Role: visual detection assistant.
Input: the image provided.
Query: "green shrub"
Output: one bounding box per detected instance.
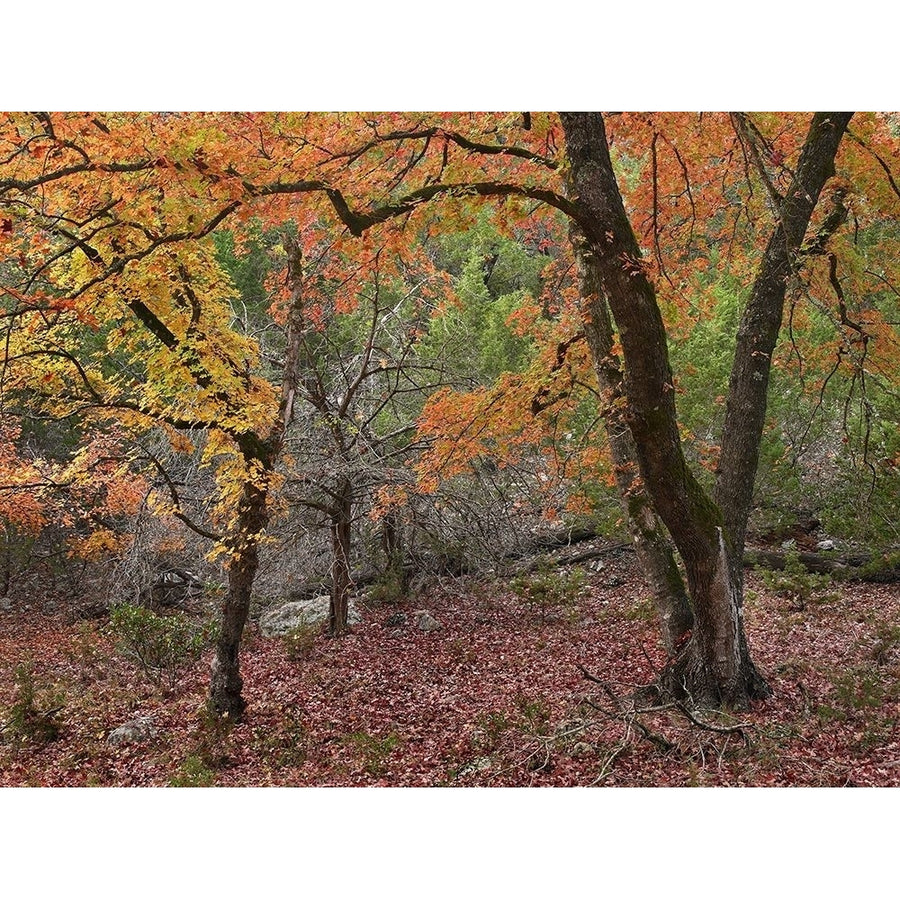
[1,663,63,748]
[515,694,552,735]
[109,603,216,687]
[169,753,216,787]
[473,710,513,751]
[367,562,407,606]
[510,560,587,623]
[758,551,837,610]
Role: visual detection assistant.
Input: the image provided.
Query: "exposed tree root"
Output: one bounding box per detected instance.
[577,663,757,781]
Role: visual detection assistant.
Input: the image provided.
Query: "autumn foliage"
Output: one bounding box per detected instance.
[2,111,900,745]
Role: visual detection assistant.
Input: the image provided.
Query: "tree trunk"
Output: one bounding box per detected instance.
[209,473,269,719]
[329,477,353,637]
[208,237,309,718]
[381,508,408,594]
[560,112,767,708]
[714,113,853,569]
[560,111,851,707]
[570,224,693,653]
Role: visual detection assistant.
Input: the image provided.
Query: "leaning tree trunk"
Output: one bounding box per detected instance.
[329,477,353,637]
[570,224,693,653]
[560,112,766,708]
[210,470,269,719]
[559,111,851,708]
[714,112,854,586]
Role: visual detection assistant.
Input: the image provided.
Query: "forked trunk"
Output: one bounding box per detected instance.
[329,478,353,637]
[560,111,848,708]
[560,111,766,707]
[661,530,768,707]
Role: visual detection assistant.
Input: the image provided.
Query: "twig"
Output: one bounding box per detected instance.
[673,702,753,747]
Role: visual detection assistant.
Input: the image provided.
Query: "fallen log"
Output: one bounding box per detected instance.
[744,547,900,583]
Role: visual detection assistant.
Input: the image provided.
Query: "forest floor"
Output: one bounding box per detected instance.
[2,543,899,787]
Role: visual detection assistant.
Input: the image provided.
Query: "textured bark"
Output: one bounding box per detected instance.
[329,477,353,637]
[570,224,693,652]
[560,112,766,707]
[208,238,307,718]
[715,113,853,559]
[210,477,269,719]
[560,111,851,707]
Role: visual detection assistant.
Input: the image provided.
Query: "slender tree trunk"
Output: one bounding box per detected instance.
[381,508,408,594]
[0,536,11,599]
[208,237,309,718]
[329,477,353,637]
[210,473,269,719]
[714,113,853,570]
[570,224,693,652]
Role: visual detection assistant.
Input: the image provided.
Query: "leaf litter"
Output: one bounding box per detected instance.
[1,549,899,787]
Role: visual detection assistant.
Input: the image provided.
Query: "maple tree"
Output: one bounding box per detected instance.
[2,111,899,719]
[309,112,898,706]
[0,113,291,717]
[558,112,852,705]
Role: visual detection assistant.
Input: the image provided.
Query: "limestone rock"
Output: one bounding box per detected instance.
[259,596,361,637]
[108,716,157,746]
[414,609,442,632]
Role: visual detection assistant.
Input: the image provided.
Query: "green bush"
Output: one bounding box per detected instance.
[1,663,63,748]
[367,562,407,606]
[109,603,216,687]
[510,560,587,623]
[282,622,319,662]
[169,753,216,787]
[758,551,837,610]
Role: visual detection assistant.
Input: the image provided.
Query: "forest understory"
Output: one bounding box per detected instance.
[3,542,898,788]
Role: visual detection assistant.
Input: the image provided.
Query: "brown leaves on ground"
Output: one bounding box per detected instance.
[1,549,899,786]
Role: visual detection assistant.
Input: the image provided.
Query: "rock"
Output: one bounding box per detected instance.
[414,609,441,632]
[108,716,157,746]
[816,539,836,552]
[383,612,407,628]
[0,597,12,612]
[259,596,361,637]
[147,568,204,608]
[458,756,493,776]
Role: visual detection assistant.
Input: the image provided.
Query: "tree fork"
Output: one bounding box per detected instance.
[559,111,769,708]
